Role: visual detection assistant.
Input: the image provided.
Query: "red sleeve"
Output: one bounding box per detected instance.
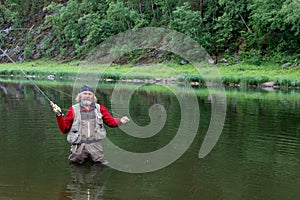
[100,104,121,127]
[56,106,74,134]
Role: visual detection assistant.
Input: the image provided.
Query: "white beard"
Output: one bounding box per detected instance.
[82,99,92,106]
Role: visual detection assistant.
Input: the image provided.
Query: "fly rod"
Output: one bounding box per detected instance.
[0,48,61,113]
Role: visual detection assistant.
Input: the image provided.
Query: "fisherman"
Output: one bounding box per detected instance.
[50,85,130,165]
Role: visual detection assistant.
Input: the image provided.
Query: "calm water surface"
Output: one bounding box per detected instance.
[0,81,299,200]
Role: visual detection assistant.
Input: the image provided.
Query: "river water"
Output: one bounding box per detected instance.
[0,80,299,200]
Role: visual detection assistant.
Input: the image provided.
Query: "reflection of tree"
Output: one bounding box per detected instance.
[0,80,74,110]
[207,97,300,199]
[0,82,25,100]
[60,163,106,200]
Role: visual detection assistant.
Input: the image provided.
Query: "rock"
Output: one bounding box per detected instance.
[32,52,41,60]
[180,60,188,65]
[208,57,216,64]
[282,62,291,67]
[220,58,228,63]
[47,75,55,80]
[191,82,199,86]
[289,64,297,68]
[262,81,275,87]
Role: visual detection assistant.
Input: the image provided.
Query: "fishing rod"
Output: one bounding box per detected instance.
[0,48,52,101]
[0,48,61,113]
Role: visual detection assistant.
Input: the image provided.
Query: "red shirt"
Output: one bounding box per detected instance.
[56,104,121,134]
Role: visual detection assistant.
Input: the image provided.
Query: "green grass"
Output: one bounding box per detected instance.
[2,75,299,102]
[204,62,299,87]
[0,59,299,87]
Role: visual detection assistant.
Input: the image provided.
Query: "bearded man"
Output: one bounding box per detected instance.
[50,85,130,165]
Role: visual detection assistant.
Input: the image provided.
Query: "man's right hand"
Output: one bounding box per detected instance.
[50,101,62,116]
[120,116,130,124]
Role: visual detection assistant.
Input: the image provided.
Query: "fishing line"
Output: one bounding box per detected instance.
[0,49,127,113]
[0,48,52,102]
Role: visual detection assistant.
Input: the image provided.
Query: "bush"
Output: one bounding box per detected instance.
[238,49,263,65]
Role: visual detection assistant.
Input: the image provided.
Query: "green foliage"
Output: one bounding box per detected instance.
[183,74,205,83]
[247,0,300,57]
[222,76,241,85]
[275,77,300,87]
[23,45,32,59]
[0,1,22,27]
[238,49,263,65]
[0,0,299,64]
[169,3,201,39]
[106,1,147,31]
[279,0,300,36]
[41,0,147,58]
[213,0,249,53]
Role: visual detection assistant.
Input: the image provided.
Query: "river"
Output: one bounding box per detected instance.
[0,80,299,200]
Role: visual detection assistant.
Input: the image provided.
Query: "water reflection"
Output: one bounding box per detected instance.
[0,82,24,101]
[59,164,106,200]
[0,80,300,200]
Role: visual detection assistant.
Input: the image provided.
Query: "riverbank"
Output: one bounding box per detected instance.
[1,75,300,104]
[0,59,299,88]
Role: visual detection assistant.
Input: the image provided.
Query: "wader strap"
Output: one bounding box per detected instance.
[80,140,98,144]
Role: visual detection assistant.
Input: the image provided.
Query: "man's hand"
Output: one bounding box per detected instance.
[120,116,130,124]
[50,101,62,116]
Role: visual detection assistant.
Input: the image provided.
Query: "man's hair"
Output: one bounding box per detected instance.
[75,92,98,103]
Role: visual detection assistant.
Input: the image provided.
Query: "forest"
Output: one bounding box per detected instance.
[0,0,299,65]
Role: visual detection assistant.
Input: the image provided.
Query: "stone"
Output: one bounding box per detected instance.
[262,81,275,87]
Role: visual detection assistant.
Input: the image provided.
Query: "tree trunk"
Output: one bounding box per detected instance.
[151,0,156,21]
[199,0,203,35]
[137,0,143,14]
[199,0,203,18]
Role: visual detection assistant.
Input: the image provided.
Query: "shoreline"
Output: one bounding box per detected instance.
[0,59,299,89]
[1,73,300,91]
[2,74,300,103]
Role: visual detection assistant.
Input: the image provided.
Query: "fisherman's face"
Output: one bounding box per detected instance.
[81,91,94,106]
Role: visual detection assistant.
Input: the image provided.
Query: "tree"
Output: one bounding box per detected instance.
[248,0,300,55]
[169,3,202,40]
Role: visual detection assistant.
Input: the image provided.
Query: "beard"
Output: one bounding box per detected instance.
[82,99,93,106]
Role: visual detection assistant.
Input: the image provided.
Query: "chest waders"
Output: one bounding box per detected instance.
[67,103,107,144]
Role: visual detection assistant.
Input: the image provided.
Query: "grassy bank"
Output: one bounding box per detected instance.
[1,75,300,102]
[0,59,299,88]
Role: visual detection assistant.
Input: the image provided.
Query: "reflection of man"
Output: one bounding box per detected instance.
[51,85,130,165]
[59,164,106,200]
